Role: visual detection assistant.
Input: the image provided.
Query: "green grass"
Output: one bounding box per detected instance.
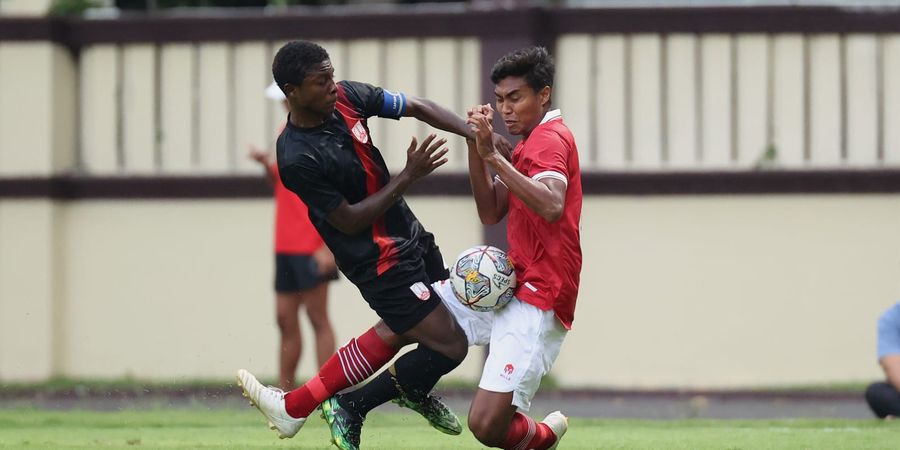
[0,409,898,449]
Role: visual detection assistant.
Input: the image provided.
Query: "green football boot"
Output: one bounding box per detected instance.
[391,392,462,435]
[320,396,363,450]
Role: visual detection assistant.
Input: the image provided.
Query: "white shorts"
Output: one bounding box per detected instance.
[433,280,567,411]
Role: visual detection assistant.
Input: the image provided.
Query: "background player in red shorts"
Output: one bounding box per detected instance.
[457,46,583,450]
[249,81,338,390]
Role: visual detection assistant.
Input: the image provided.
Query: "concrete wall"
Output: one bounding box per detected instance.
[0,197,488,383]
[556,33,900,169]
[2,20,900,388]
[2,194,897,387]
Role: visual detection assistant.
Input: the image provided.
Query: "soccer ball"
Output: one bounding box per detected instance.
[449,245,516,312]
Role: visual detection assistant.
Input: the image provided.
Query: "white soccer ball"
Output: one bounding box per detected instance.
[449,245,516,312]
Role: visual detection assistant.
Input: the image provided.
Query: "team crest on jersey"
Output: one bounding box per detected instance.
[351,121,369,144]
[410,282,431,301]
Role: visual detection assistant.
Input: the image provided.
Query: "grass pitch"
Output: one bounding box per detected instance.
[1,408,898,449]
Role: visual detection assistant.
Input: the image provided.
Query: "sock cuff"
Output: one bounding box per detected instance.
[356,327,397,360]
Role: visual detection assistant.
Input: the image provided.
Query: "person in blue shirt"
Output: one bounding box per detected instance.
[865,302,900,418]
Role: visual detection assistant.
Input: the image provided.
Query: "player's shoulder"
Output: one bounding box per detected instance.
[880,301,900,325]
[529,118,575,150]
[338,80,379,102]
[543,118,575,142]
[277,129,320,166]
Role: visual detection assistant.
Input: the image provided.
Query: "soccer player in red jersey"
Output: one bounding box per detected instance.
[452,46,583,450]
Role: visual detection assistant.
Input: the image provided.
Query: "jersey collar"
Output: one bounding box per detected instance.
[539,109,562,125]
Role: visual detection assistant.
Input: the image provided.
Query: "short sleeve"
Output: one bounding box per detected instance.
[877,302,900,360]
[340,80,406,120]
[279,156,345,216]
[519,129,570,186]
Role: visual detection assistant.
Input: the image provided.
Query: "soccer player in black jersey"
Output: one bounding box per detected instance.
[237,41,501,450]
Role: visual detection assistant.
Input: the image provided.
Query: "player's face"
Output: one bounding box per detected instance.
[494,76,551,137]
[288,60,337,118]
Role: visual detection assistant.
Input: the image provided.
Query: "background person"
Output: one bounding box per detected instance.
[248,81,338,390]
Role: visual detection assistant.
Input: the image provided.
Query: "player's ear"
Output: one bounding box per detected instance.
[539,86,551,108]
[282,83,298,98]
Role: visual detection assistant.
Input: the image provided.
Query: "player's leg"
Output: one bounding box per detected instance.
[237,317,404,440]
[468,298,569,450]
[324,280,469,449]
[334,280,485,438]
[275,292,304,390]
[273,254,307,390]
[303,281,336,367]
[865,382,900,418]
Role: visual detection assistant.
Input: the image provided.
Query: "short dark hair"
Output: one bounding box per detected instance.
[490,46,555,94]
[272,41,330,91]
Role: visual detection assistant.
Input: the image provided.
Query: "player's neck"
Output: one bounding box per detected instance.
[289,109,328,129]
[521,106,553,139]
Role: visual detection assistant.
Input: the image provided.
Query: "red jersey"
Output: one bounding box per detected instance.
[272,162,324,254]
[506,110,582,329]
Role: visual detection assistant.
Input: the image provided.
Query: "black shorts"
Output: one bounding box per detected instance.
[358,263,441,335]
[275,253,339,293]
[356,232,449,334]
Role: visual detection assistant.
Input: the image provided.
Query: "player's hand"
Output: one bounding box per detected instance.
[248,145,270,165]
[312,245,336,276]
[467,107,495,159]
[403,134,449,181]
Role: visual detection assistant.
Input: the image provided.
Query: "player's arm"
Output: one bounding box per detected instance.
[881,355,900,391]
[466,137,508,225]
[405,96,514,159]
[485,151,566,223]
[248,145,277,184]
[326,135,448,235]
[468,108,566,224]
[405,96,473,140]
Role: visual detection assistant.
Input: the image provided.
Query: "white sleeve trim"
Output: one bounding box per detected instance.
[493,174,508,188]
[532,170,568,186]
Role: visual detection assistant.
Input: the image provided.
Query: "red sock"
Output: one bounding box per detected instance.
[502,412,558,450]
[283,327,396,418]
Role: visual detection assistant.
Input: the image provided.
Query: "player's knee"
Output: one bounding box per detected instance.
[306,312,330,332]
[446,336,468,362]
[445,324,469,360]
[467,415,505,447]
[275,309,297,333]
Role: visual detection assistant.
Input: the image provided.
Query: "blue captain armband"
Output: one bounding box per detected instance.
[379,89,407,119]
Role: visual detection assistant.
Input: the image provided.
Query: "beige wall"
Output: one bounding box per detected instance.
[2,195,898,387]
[569,194,900,388]
[556,33,900,169]
[0,0,52,16]
[0,197,486,382]
[0,42,76,176]
[3,34,899,176]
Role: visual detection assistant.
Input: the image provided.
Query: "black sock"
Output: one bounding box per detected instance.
[393,344,462,402]
[337,345,462,417]
[337,369,398,418]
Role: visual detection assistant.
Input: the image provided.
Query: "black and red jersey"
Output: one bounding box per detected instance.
[276,80,433,289]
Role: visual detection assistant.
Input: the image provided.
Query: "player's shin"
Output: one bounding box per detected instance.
[283,327,397,418]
